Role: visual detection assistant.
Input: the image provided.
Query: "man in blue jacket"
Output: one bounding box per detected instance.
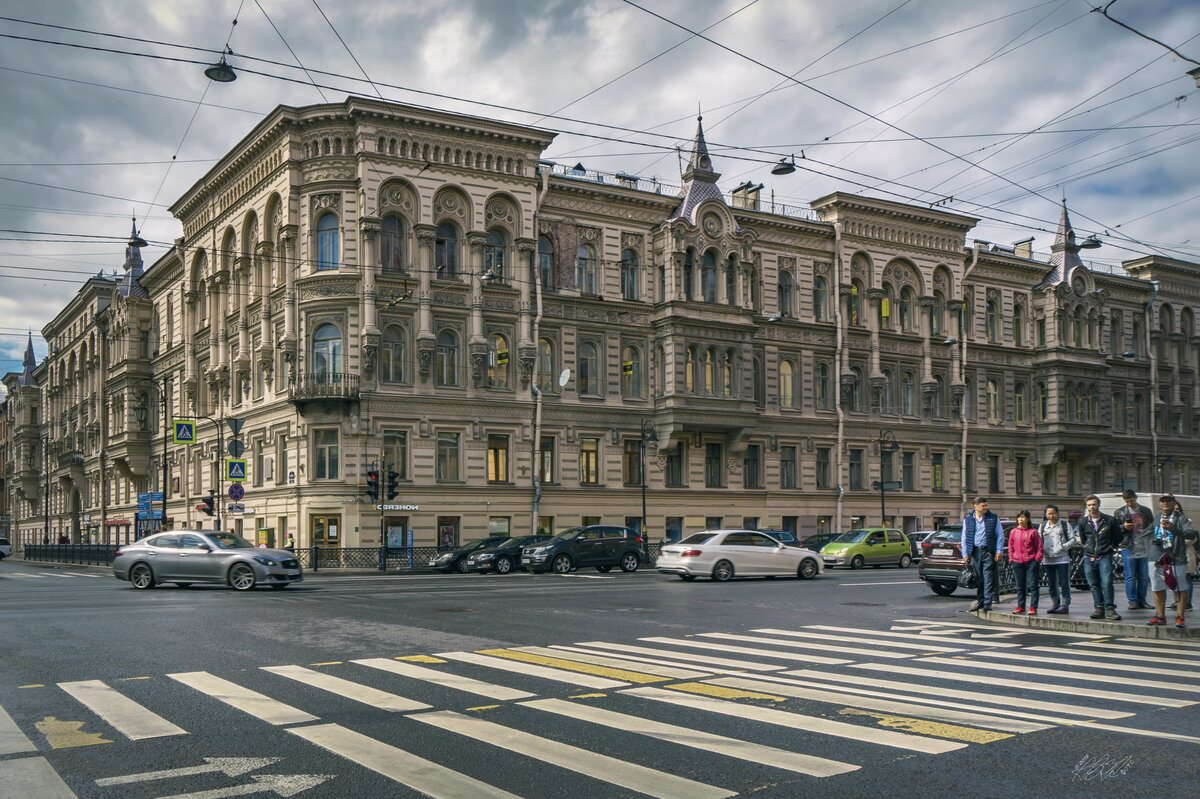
[961,496,1004,612]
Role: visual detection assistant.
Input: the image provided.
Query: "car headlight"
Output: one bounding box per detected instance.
[534,546,550,554]
[433,553,452,562]
[478,553,494,560]
[253,556,276,566]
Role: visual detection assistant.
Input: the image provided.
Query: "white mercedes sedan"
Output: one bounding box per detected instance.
[656,530,824,582]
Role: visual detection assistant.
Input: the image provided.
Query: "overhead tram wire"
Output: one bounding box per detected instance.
[254,0,327,102]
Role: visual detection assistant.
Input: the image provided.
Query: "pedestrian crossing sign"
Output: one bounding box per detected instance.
[173,420,195,444]
[225,458,247,482]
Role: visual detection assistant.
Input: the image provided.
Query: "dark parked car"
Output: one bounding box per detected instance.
[523,525,645,574]
[427,537,512,573]
[756,529,799,545]
[463,535,550,574]
[800,532,841,553]
[112,530,302,591]
[917,522,1018,596]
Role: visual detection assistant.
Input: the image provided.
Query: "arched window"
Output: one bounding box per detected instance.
[1013,301,1026,347]
[621,249,639,301]
[686,346,698,392]
[485,230,506,280]
[780,360,795,407]
[316,214,339,271]
[578,341,599,395]
[312,324,342,383]
[813,276,828,322]
[380,325,405,383]
[1065,383,1077,421]
[435,223,457,278]
[487,333,509,389]
[723,350,735,396]
[1072,307,1083,347]
[701,251,718,303]
[1133,392,1145,429]
[778,271,794,318]
[901,371,915,416]
[537,236,554,289]
[703,347,716,394]
[380,215,404,272]
[622,345,642,397]
[930,292,944,337]
[1037,382,1049,421]
[986,380,1000,423]
[815,363,831,410]
[879,369,893,414]
[726,255,737,305]
[576,244,597,294]
[536,338,554,392]
[435,330,458,386]
[986,298,999,342]
[849,280,863,326]
[878,286,893,330]
[931,376,945,418]
[848,367,864,412]
[899,287,914,332]
[683,250,695,301]
[1014,382,1027,424]
[753,356,764,405]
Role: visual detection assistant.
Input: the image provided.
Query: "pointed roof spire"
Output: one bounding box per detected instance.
[18,332,38,387]
[669,110,724,222]
[1037,199,1084,287]
[119,216,149,299]
[683,112,718,184]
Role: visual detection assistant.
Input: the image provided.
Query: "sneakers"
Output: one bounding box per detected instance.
[1012,607,1026,615]
[1046,604,1063,614]
[1176,617,1187,628]
[1128,603,1148,610]
[1106,609,1122,621]
[1090,608,1105,619]
[1028,608,1038,615]
[969,600,982,612]
[1147,617,1165,626]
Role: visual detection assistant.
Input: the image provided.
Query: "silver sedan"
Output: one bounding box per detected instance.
[113,530,303,591]
[656,530,824,582]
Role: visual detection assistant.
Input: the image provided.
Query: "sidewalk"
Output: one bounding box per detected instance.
[973,602,1200,639]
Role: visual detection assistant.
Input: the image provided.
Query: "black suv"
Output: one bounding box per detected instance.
[427,537,511,573]
[523,526,645,574]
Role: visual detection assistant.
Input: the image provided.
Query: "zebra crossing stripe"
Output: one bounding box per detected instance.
[289,722,520,799]
[637,636,852,665]
[699,632,913,659]
[517,646,708,679]
[850,663,1194,708]
[624,686,965,754]
[1115,636,1200,649]
[436,651,629,690]
[0,705,37,754]
[705,676,1049,733]
[57,680,186,740]
[916,656,1200,695]
[751,628,966,653]
[784,669,1132,719]
[166,672,318,725]
[969,649,1200,679]
[1068,641,1200,657]
[0,757,78,798]
[803,625,1022,648]
[520,697,859,778]
[548,645,722,676]
[411,709,737,799]
[1026,645,1200,669]
[260,665,431,712]
[478,649,668,684]
[351,658,534,700]
[576,641,782,671]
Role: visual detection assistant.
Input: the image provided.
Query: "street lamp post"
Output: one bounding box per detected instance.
[872,430,900,527]
[42,434,49,544]
[133,375,170,532]
[640,419,658,555]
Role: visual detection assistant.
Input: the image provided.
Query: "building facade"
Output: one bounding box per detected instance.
[5,96,1198,550]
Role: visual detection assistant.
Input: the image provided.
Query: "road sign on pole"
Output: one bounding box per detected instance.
[225,459,247,482]
[227,440,245,458]
[173,421,195,444]
[225,417,245,437]
[229,484,245,501]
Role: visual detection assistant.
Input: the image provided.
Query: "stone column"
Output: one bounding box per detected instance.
[280,226,299,375]
[866,288,885,382]
[516,238,535,348]
[414,224,436,378]
[360,218,380,338]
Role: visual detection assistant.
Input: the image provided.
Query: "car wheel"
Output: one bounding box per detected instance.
[679,574,696,581]
[595,565,611,573]
[129,563,155,590]
[712,560,734,582]
[552,554,573,574]
[494,557,513,575]
[619,552,640,573]
[850,555,865,570]
[228,563,257,591]
[797,559,818,580]
[455,559,471,574]
[929,581,956,596]
[898,554,911,569]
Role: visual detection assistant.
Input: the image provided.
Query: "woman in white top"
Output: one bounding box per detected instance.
[1040,504,1078,614]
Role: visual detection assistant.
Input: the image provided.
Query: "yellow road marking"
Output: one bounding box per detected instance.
[466,705,500,712]
[478,649,667,684]
[396,655,446,663]
[569,693,607,700]
[309,661,343,666]
[19,684,44,689]
[118,676,151,681]
[36,717,113,749]
[838,708,1012,744]
[667,682,785,701]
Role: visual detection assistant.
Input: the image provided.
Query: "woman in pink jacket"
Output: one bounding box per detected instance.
[1009,510,1044,615]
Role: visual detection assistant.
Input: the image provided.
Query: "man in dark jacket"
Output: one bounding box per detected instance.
[1079,494,1124,620]
[1113,489,1154,609]
[961,496,1004,613]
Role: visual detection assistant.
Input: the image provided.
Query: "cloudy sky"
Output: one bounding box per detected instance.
[2,0,1198,393]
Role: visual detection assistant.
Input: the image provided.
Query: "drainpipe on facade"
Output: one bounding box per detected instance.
[833,223,845,535]
[95,317,108,541]
[530,165,550,535]
[959,242,981,521]
[1147,280,1160,492]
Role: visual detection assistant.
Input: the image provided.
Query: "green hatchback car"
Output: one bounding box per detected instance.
[820,527,912,569]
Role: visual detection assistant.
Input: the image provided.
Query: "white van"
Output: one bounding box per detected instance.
[1094,492,1200,517]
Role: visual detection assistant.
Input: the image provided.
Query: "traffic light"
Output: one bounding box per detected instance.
[366,469,380,502]
[199,493,215,516]
[386,471,400,500]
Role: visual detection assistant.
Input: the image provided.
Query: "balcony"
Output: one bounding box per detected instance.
[288,372,360,415]
[57,451,84,469]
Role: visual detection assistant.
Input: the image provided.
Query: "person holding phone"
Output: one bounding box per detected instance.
[1113,489,1154,610]
[1147,494,1197,627]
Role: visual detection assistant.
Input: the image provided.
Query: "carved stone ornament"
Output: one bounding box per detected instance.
[311,192,341,212]
[433,190,468,223]
[303,165,355,183]
[485,198,516,229]
[379,183,416,216]
[417,343,433,379]
[578,226,600,243]
[620,232,643,252]
[362,343,377,378]
[300,284,356,300]
[702,212,722,238]
[470,351,487,387]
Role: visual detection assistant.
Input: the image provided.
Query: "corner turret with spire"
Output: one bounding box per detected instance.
[1037,200,1086,288]
[669,113,725,223]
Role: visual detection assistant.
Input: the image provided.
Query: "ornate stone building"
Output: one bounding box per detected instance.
[4,96,1198,550]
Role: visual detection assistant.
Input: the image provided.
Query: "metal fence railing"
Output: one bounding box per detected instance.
[22,544,120,566]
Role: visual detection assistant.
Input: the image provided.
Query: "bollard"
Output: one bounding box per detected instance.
[379,544,387,572]
[310,543,319,573]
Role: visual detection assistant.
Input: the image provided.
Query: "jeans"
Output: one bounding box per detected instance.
[1045,562,1071,608]
[971,549,998,608]
[1085,555,1116,610]
[1012,561,1040,609]
[1121,550,1149,605]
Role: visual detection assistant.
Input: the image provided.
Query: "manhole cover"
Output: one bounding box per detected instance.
[435,608,480,614]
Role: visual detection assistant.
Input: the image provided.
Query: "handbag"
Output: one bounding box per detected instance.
[958,562,978,589]
[1159,553,1178,592]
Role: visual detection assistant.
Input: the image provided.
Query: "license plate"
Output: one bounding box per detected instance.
[427,560,439,567]
[932,548,953,556]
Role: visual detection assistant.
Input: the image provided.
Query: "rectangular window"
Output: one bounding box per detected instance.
[623,440,642,486]
[487,434,509,483]
[254,440,265,487]
[902,451,915,491]
[383,430,408,480]
[313,429,339,480]
[277,435,288,486]
[436,432,459,481]
[743,444,761,488]
[1016,456,1027,494]
[580,437,600,485]
[780,446,797,489]
[539,436,555,483]
[965,453,976,492]
[816,447,831,489]
[880,450,894,484]
[849,448,864,490]
[1036,319,1046,347]
[932,453,945,491]
[988,454,1001,494]
[665,444,685,487]
[705,443,723,488]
